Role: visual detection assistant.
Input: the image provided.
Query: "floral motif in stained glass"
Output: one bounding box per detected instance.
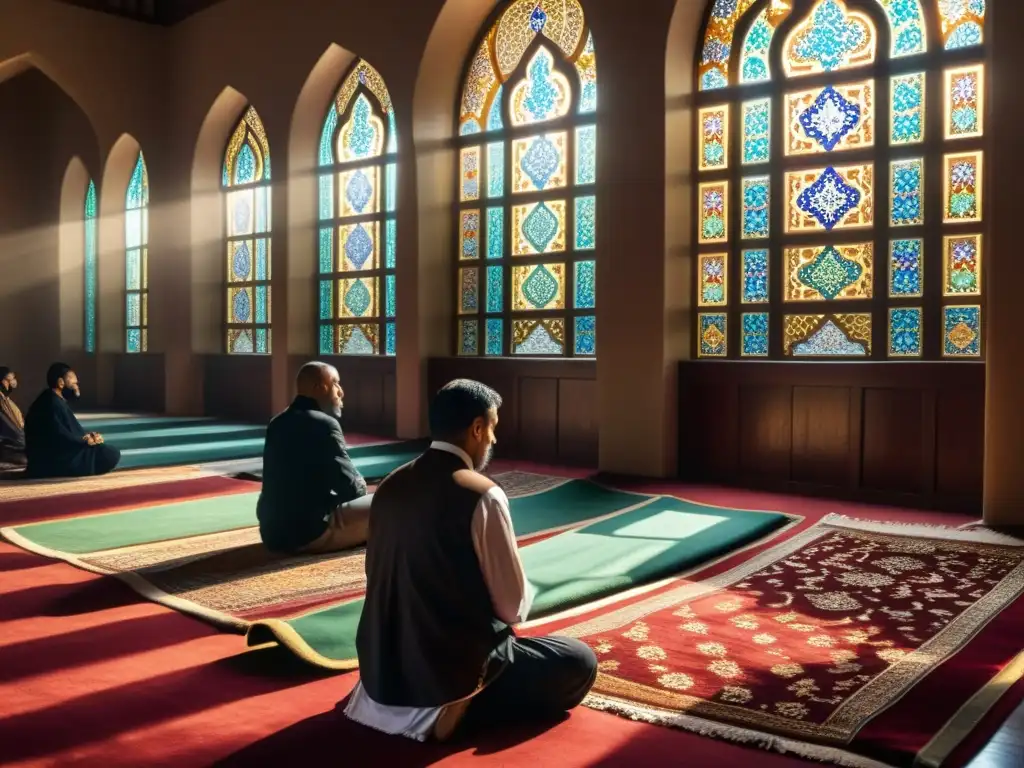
[784,243,873,301]
[945,64,984,140]
[742,99,771,164]
[741,312,769,356]
[943,234,981,296]
[742,249,769,303]
[891,72,925,144]
[890,158,923,227]
[889,239,923,297]
[889,307,922,357]
[943,151,982,223]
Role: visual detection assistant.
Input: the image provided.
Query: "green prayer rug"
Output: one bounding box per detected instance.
[0,473,652,641]
[245,495,792,669]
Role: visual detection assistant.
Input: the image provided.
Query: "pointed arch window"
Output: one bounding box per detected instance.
[125,152,149,353]
[694,0,986,360]
[223,105,272,354]
[317,60,398,355]
[84,179,98,353]
[455,0,598,357]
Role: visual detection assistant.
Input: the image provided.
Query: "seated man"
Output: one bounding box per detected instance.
[0,367,27,467]
[346,379,597,742]
[24,363,120,478]
[256,361,372,554]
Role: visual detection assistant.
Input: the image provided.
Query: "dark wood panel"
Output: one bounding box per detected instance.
[518,378,558,463]
[861,388,926,495]
[428,357,597,466]
[679,361,984,513]
[738,385,791,481]
[936,387,984,498]
[112,353,166,414]
[792,386,851,487]
[203,354,273,423]
[558,378,598,466]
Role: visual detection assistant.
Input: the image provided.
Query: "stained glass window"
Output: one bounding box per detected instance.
[456,0,597,357]
[317,59,398,356]
[223,105,272,354]
[125,152,148,353]
[84,179,97,354]
[694,0,986,360]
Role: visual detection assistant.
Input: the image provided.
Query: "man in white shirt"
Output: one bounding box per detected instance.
[346,378,597,742]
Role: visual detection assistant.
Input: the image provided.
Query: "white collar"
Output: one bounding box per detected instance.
[429,441,473,470]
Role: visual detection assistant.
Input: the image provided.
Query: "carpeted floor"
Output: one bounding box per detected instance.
[0,461,1020,767]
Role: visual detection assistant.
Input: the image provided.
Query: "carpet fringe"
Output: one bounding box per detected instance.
[822,514,1024,546]
[583,694,895,768]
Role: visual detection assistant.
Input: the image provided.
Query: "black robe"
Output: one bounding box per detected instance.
[24,390,120,478]
[0,391,26,467]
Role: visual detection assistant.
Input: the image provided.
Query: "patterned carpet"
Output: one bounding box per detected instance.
[548,516,1024,767]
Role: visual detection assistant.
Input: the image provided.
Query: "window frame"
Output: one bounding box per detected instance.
[221,105,273,355]
[316,62,398,357]
[453,1,598,358]
[692,0,987,361]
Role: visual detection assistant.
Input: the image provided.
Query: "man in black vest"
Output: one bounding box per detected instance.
[257,361,371,554]
[347,378,597,742]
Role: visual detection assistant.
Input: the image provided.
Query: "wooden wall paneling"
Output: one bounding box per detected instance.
[791,386,851,487]
[678,361,984,512]
[518,377,558,463]
[738,384,791,482]
[861,387,927,495]
[112,353,166,414]
[557,378,598,465]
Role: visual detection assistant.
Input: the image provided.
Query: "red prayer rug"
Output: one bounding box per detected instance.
[553,515,1024,768]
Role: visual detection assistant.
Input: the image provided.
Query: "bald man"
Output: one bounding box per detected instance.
[256,362,372,554]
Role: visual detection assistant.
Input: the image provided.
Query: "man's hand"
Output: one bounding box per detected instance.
[84,432,104,445]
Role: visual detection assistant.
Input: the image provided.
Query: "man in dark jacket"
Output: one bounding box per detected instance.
[256,361,371,554]
[24,363,120,478]
[346,379,596,742]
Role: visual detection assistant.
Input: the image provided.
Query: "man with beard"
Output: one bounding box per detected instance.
[346,379,597,742]
[0,367,27,467]
[256,361,371,554]
[24,362,120,478]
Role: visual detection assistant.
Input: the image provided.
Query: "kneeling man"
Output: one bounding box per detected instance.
[257,362,371,554]
[24,363,120,478]
[346,379,597,742]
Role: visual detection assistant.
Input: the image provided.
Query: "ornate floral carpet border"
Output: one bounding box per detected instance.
[0,464,212,502]
[555,515,1024,768]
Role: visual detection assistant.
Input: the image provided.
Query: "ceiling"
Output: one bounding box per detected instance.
[54,0,228,25]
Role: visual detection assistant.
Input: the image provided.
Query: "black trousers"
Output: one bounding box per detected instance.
[465,635,598,727]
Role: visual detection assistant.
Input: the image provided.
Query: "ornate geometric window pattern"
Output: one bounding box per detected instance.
[455,0,598,357]
[222,105,272,355]
[317,60,397,356]
[125,152,149,353]
[695,0,986,360]
[84,179,98,354]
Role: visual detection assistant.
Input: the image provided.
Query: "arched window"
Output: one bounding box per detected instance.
[222,105,272,354]
[694,0,986,360]
[125,152,149,353]
[455,0,598,357]
[84,179,98,353]
[317,60,398,356]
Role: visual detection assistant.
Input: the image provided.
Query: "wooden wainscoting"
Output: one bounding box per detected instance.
[288,355,396,435]
[428,358,598,466]
[112,353,166,413]
[202,354,274,423]
[678,362,985,513]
